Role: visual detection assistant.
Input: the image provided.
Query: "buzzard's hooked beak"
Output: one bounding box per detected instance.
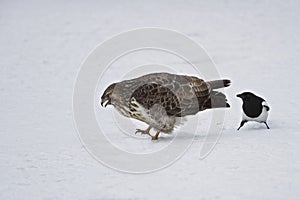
[101,83,116,108]
[101,97,111,107]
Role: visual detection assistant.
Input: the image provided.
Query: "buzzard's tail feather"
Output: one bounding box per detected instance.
[205,91,230,109]
[208,79,231,89]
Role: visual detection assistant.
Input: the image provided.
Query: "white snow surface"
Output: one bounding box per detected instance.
[1,0,300,199]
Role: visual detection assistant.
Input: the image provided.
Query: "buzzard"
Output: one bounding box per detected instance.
[101,72,231,140]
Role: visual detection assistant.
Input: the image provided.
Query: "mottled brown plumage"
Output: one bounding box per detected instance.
[101,72,230,140]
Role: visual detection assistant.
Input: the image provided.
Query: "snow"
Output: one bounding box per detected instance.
[1,0,300,199]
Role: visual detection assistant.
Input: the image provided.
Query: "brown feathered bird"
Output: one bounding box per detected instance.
[101,72,230,140]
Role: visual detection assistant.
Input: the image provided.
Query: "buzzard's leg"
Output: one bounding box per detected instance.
[237,120,247,131]
[135,126,152,136]
[151,131,160,140]
[263,122,270,129]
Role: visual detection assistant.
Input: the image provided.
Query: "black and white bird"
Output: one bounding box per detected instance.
[236,92,270,130]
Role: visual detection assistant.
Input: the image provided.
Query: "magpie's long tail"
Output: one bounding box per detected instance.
[207,79,231,89]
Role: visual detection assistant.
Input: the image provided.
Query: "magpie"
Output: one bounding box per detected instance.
[236,92,270,130]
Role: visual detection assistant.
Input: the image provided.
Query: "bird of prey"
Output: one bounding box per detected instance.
[101,72,231,140]
[236,92,270,130]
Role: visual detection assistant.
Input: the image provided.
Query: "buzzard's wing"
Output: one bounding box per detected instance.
[182,76,212,113]
[130,83,182,116]
[130,75,211,117]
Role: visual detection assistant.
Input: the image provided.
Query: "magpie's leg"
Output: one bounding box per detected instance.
[264,122,270,129]
[237,120,247,131]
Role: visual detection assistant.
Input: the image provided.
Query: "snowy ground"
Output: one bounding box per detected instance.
[1,0,300,199]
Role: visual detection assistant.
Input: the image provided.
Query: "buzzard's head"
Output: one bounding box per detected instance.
[101,83,116,107]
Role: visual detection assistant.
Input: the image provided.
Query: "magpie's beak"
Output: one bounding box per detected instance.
[236,94,242,98]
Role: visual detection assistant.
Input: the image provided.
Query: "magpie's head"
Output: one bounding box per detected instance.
[236,92,256,102]
[101,83,116,107]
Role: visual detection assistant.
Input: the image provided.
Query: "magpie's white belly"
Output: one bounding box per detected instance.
[242,107,269,122]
